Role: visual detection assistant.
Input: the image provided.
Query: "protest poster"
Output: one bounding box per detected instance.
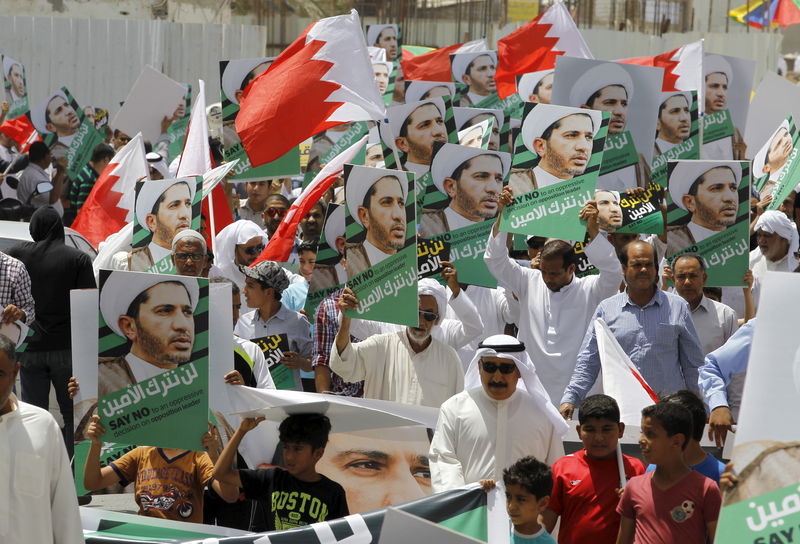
[752,117,800,209]
[404,80,456,105]
[128,176,202,274]
[716,272,800,544]
[551,57,662,192]
[366,23,401,63]
[419,142,511,287]
[458,117,493,149]
[80,485,489,544]
[383,95,458,173]
[305,203,347,318]
[219,58,300,181]
[343,164,418,326]
[111,66,187,143]
[28,87,106,179]
[249,333,296,390]
[596,186,664,235]
[500,103,607,241]
[450,50,499,108]
[650,90,700,188]
[417,237,451,278]
[665,160,750,286]
[1,55,28,119]
[86,270,209,451]
[744,72,800,158]
[516,69,554,105]
[454,106,504,152]
[701,53,755,161]
[0,319,28,350]
[166,83,192,162]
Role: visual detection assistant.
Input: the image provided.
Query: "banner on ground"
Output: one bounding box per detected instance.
[716,272,800,543]
[343,164,418,326]
[219,58,300,181]
[501,103,608,240]
[665,160,750,286]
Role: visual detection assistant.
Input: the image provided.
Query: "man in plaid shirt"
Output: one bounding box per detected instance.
[0,251,35,325]
[313,288,363,396]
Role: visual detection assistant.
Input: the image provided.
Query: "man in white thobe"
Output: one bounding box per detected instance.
[429,335,568,492]
[750,210,799,279]
[332,285,463,407]
[485,186,624,403]
[0,335,83,544]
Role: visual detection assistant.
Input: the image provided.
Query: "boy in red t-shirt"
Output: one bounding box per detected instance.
[616,402,721,544]
[543,394,645,544]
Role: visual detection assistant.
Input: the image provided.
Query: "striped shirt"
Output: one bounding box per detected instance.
[561,288,704,406]
[0,252,35,324]
[68,164,99,210]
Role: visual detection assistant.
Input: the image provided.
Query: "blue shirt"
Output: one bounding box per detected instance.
[281,281,313,379]
[562,289,705,405]
[512,528,557,543]
[646,452,726,484]
[698,318,755,413]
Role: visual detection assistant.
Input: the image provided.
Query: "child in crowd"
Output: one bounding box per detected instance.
[212,413,349,531]
[617,402,721,544]
[82,415,238,523]
[482,456,557,543]
[645,390,726,484]
[543,394,646,543]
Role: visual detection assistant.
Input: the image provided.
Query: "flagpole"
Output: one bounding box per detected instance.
[208,188,217,255]
[617,443,627,489]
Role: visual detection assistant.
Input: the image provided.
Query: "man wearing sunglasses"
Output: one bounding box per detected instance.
[429,335,568,492]
[331,282,463,408]
[171,230,207,277]
[485,185,623,405]
[262,194,290,238]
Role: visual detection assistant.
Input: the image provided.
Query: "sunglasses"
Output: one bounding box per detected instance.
[265,207,287,218]
[174,252,205,262]
[418,310,439,322]
[242,244,265,256]
[481,361,516,374]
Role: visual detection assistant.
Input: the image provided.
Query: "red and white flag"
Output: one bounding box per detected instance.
[70,133,149,248]
[253,135,368,265]
[236,10,385,168]
[619,39,703,93]
[0,116,40,152]
[401,39,487,83]
[595,317,659,424]
[177,80,212,177]
[495,1,592,98]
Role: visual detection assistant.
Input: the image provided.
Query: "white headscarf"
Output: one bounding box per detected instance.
[754,210,799,270]
[418,278,447,318]
[464,334,569,436]
[213,220,267,286]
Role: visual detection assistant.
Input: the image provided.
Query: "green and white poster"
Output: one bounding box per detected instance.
[94,270,209,451]
[130,176,202,274]
[701,53,755,160]
[500,103,607,240]
[250,333,296,390]
[343,164,418,326]
[665,160,750,286]
[650,90,700,188]
[752,116,800,209]
[596,186,664,235]
[716,272,800,544]
[28,87,105,179]
[219,58,300,181]
[2,55,28,119]
[419,142,511,287]
[166,83,191,162]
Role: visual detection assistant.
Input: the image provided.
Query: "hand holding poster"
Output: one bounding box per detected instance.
[343,164,418,325]
[420,142,511,286]
[29,87,105,179]
[665,160,750,286]
[501,103,607,240]
[90,270,209,451]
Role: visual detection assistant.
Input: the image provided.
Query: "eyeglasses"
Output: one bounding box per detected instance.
[242,244,265,256]
[480,361,517,374]
[418,310,439,322]
[265,207,287,218]
[174,252,205,262]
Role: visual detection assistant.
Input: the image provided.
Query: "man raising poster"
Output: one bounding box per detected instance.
[655,92,692,155]
[419,143,510,238]
[386,99,448,175]
[510,105,601,196]
[667,161,741,255]
[344,167,409,276]
[451,51,498,107]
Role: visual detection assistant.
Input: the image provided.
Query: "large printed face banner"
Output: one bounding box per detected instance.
[343,164,418,326]
[665,160,750,286]
[2,55,28,119]
[219,58,300,180]
[552,57,662,192]
[700,53,755,160]
[752,117,800,212]
[366,24,401,62]
[451,50,498,108]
